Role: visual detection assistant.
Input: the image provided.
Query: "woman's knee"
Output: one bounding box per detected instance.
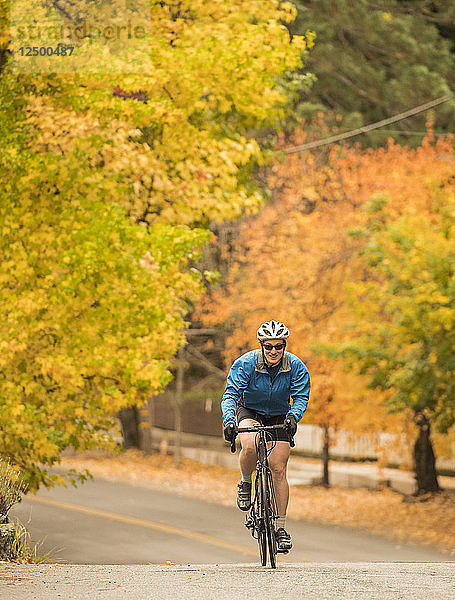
[270,463,287,479]
[238,422,259,456]
[269,444,290,478]
[240,438,257,456]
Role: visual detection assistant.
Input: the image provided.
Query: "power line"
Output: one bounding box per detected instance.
[367,129,453,136]
[284,95,453,154]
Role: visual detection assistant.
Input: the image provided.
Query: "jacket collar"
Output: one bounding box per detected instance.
[255,349,290,374]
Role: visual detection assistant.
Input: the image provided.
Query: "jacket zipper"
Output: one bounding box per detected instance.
[268,366,285,413]
[268,373,272,410]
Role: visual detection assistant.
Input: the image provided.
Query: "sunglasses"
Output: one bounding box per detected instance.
[262,342,285,351]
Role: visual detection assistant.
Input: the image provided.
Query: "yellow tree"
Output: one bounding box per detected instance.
[0,0,313,489]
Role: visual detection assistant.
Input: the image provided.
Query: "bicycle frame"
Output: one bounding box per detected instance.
[232,424,287,568]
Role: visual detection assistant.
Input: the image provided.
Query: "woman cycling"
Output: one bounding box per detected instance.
[221,320,310,552]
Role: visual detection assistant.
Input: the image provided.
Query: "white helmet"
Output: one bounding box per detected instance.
[257,320,290,341]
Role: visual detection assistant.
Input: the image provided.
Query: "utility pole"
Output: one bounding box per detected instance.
[172,328,220,468]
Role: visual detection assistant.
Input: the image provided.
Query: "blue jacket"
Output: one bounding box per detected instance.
[221,349,310,426]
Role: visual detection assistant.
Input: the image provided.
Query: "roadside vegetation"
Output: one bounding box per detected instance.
[0,521,52,564]
[0,461,45,563]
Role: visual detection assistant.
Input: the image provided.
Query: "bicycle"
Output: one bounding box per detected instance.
[230,423,294,569]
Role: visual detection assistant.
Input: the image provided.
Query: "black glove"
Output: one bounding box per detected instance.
[224,422,237,442]
[284,414,297,437]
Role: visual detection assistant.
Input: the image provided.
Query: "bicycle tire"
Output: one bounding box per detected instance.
[255,470,267,566]
[261,471,276,568]
[258,523,267,566]
[265,469,277,566]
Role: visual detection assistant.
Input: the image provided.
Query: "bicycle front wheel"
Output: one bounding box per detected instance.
[267,470,278,566]
[262,469,277,569]
[258,524,267,566]
[255,471,267,566]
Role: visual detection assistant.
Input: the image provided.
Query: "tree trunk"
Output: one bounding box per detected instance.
[173,347,185,469]
[118,406,140,449]
[0,50,8,77]
[322,425,330,488]
[413,411,440,494]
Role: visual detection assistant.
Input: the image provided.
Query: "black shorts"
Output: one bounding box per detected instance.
[236,405,291,443]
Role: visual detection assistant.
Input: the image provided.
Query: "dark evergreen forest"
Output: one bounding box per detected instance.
[289,1,454,146]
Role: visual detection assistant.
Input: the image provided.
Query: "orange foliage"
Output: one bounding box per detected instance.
[198,131,454,447]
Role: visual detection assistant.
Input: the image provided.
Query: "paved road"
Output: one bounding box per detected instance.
[1,563,454,600]
[9,477,449,564]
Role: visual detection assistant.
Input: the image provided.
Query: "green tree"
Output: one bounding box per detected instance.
[0,0,312,489]
[289,0,454,146]
[331,182,455,492]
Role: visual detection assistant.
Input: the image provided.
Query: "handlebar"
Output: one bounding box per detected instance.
[237,424,286,433]
[230,423,295,453]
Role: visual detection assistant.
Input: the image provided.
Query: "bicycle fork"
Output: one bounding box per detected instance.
[245,462,273,538]
[245,467,262,538]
